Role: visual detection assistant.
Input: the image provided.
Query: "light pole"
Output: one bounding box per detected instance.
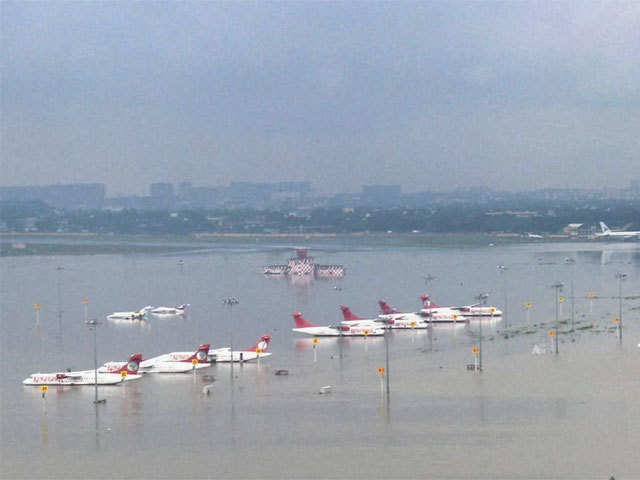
[474,293,488,371]
[223,297,239,370]
[497,265,508,329]
[85,319,104,404]
[615,273,627,344]
[551,282,564,355]
[384,327,390,401]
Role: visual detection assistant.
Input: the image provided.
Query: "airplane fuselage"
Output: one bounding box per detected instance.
[23,371,126,385]
[292,325,384,336]
[208,348,272,362]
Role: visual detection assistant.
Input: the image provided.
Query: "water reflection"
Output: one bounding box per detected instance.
[41,397,48,447]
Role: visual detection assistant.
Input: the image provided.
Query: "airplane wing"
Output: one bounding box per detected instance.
[61,370,92,378]
[140,355,169,368]
[209,347,231,354]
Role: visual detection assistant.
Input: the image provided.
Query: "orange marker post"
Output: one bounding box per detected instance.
[83,298,89,323]
[312,337,318,362]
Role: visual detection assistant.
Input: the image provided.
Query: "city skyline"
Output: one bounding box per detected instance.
[2,2,639,195]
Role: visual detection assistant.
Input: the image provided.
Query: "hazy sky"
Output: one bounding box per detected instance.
[2,1,639,195]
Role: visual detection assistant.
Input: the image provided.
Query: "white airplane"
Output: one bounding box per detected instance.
[147,304,190,315]
[107,306,151,321]
[97,354,145,381]
[23,354,143,385]
[139,343,211,373]
[378,300,466,324]
[420,295,502,317]
[292,312,385,337]
[340,305,428,329]
[208,334,272,362]
[596,222,640,240]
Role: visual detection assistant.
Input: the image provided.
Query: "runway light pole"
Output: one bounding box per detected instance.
[497,265,508,329]
[223,297,239,372]
[85,319,105,404]
[474,293,488,371]
[615,273,627,344]
[551,282,564,355]
[384,327,390,401]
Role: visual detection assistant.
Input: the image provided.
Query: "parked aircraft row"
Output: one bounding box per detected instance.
[291,295,502,337]
[107,304,189,321]
[23,335,271,386]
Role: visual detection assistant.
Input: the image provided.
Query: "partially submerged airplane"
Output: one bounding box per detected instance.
[378,300,466,324]
[208,334,272,362]
[24,354,143,385]
[596,222,640,241]
[139,344,211,373]
[340,305,428,329]
[292,312,384,336]
[107,306,151,321]
[147,304,190,315]
[97,354,145,380]
[420,295,502,317]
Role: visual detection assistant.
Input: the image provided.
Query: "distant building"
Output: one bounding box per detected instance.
[361,185,402,206]
[150,183,174,198]
[150,183,175,209]
[0,184,105,210]
[563,223,595,238]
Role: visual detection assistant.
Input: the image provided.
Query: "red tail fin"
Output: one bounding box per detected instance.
[420,294,442,308]
[292,312,316,328]
[246,334,272,352]
[187,344,210,363]
[119,354,142,374]
[340,305,362,321]
[378,300,397,314]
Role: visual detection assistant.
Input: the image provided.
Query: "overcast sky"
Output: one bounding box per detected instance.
[2,1,639,195]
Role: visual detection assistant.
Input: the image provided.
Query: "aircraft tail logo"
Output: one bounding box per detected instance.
[247,334,272,352]
[190,344,210,362]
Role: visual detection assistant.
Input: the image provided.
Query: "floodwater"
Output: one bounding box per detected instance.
[1,239,639,479]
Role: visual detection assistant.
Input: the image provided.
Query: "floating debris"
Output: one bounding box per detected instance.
[202,384,214,395]
[532,344,547,355]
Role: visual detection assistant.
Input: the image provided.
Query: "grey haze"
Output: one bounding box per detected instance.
[2,1,639,195]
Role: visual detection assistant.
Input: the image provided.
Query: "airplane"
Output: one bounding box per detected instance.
[139,344,211,373]
[378,299,467,324]
[24,353,143,385]
[147,304,190,316]
[208,334,272,362]
[107,306,151,321]
[420,295,502,317]
[595,222,640,240]
[97,354,145,381]
[292,312,384,336]
[340,305,428,329]
[23,371,125,386]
